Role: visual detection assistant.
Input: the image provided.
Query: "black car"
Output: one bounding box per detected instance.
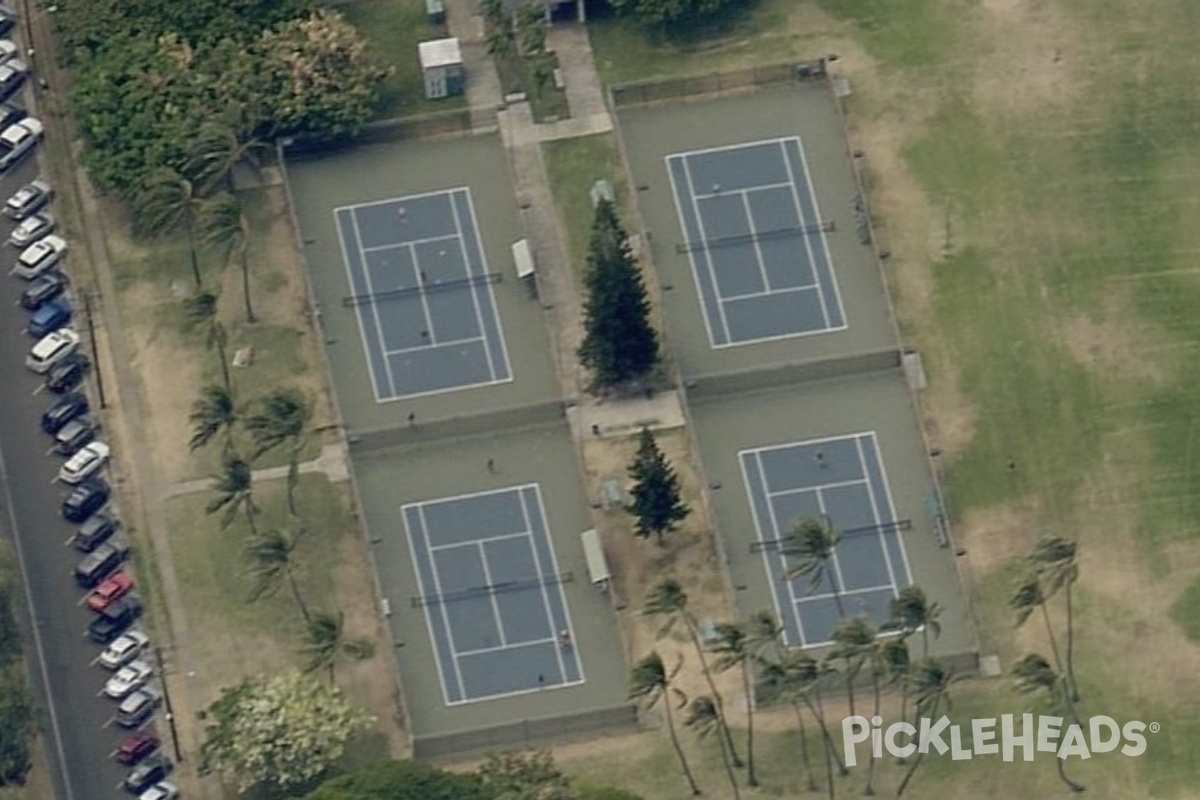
[53,416,98,456]
[123,755,171,794]
[45,352,89,394]
[0,11,14,38]
[74,511,117,552]
[62,478,109,523]
[0,101,25,129]
[41,392,89,435]
[87,597,142,644]
[19,270,65,310]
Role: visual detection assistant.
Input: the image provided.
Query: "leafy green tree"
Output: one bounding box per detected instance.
[710,621,758,787]
[198,192,256,323]
[302,611,374,683]
[626,428,689,545]
[304,759,493,800]
[1012,654,1085,794]
[245,526,309,620]
[577,199,659,390]
[0,672,33,786]
[782,516,844,617]
[477,750,575,800]
[207,453,258,534]
[685,696,741,800]
[480,0,508,28]
[244,388,312,515]
[516,2,547,56]
[134,167,204,286]
[487,28,515,60]
[642,579,741,766]
[1029,537,1081,702]
[186,122,267,195]
[189,384,238,453]
[607,0,748,26]
[202,670,372,792]
[628,653,699,796]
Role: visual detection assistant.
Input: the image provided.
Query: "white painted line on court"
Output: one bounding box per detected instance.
[334,209,389,404]
[668,135,795,160]
[708,319,850,349]
[863,431,915,585]
[334,186,469,215]
[739,191,774,294]
[456,636,560,658]
[476,541,510,648]
[400,506,458,706]
[411,482,540,510]
[449,189,498,381]
[813,486,852,607]
[778,138,832,330]
[349,210,400,399]
[427,530,529,553]
[517,488,571,684]
[526,483,585,682]
[370,369,511,404]
[768,476,870,499]
[744,450,808,648]
[854,435,901,596]
[384,335,485,357]
[690,180,796,201]
[682,155,734,343]
[463,189,515,382]
[794,582,897,603]
[418,504,470,702]
[666,154,724,348]
[407,243,440,345]
[792,137,847,328]
[743,432,872,458]
[360,233,461,254]
[443,672,587,707]
[720,283,820,303]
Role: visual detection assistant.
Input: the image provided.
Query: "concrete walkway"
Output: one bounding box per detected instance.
[164,445,350,499]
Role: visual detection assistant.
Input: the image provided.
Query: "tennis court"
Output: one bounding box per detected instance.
[666,137,846,348]
[740,432,912,647]
[403,484,585,706]
[335,187,512,402]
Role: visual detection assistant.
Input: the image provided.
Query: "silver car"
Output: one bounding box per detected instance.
[7,212,53,248]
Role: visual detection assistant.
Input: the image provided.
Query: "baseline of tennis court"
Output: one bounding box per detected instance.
[335,187,512,402]
[666,137,846,348]
[403,484,585,706]
[740,432,912,647]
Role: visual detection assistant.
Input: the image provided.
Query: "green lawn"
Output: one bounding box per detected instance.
[339,0,465,119]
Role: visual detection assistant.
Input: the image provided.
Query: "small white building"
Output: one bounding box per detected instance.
[418,38,465,100]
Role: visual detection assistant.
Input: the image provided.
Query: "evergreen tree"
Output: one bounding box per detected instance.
[577,200,659,390]
[627,428,690,545]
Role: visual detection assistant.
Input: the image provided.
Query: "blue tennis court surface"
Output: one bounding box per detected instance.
[666,137,846,348]
[403,485,585,706]
[740,433,912,647]
[335,188,512,402]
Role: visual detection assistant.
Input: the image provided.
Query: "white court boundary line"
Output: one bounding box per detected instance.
[361,233,461,254]
[349,210,399,398]
[401,505,464,705]
[855,434,901,594]
[739,190,773,294]
[778,138,832,329]
[743,450,806,647]
[385,335,485,357]
[789,136,847,327]
[461,188,514,381]
[666,154,725,348]
[334,208,390,404]
[450,189,501,381]
[682,156,734,343]
[722,283,820,303]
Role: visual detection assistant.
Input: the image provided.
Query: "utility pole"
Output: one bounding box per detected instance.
[154,646,184,763]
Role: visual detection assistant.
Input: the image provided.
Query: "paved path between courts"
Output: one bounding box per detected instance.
[164,444,350,499]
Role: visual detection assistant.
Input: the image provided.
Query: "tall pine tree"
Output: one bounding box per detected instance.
[627,427,690,545]
[578,199,660,391]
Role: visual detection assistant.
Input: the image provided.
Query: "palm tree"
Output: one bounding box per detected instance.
[642,579,742,766]
[757,659,819,793]
[244,389,311,515]
[244,526,309,621]
[628,653,700,796]
[134,167,204,287]
[198,191,255,323]
[711,621,759,786]
[879,638,912,763]
[1011,578,1066,687]
[186,122,266,195]
[184,290,232,392]
[886,586,942,660]
[206,453,257,534]
[189,384,238,453]
[301,611,374,682]
[1029,537,1080,702]
[829,617,875,719]
[686,696,742,800]
[1012,654,1085,793]
[782,516,845,617]
[894,660,953,799]
[862,634,890,796]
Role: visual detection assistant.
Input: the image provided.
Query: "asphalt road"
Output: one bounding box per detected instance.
[0,144,148,798]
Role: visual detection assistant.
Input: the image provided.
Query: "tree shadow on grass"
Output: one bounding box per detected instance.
[588,0,764,51]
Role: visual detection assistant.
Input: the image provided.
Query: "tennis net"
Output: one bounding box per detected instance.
[410,571,574,607]
[750,519,911,553]
[343,271,501,307]
[675,220,834,254]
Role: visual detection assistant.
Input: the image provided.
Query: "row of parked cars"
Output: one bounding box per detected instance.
[5,46,179,796]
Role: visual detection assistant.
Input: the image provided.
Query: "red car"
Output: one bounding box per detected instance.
[113,730,159,766]
[85,571,133,613]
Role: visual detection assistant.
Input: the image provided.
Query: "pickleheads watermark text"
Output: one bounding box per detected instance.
[841,715,1154,766]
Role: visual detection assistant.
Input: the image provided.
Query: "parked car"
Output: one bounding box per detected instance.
[7,211,53,247]
[0,58,26,103]
[123,755,171,794]
[19,270,64,309]
[74,538,127,587]
[86,571,134,612]
[58,440,109,484]
[104,658,153,698]
[87,597,143,643]
[45,352,89,394]
[0,12,15,39]
[0,39,16,65]
[74,511,117,552]
[26,328,79,373]
[62,478,109,523]
[53,415,98,456]
[5,178,51,220]
[139,782,179,800]
[41,391,89,435]
[13,233,66,278]
[0,101,25,129]
[114,730,160,766]
[100,630,150,670]
[115,686,162,728]
[27,299,71,338]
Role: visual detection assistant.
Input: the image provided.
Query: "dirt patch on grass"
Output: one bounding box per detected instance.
[1058,296,1167,386]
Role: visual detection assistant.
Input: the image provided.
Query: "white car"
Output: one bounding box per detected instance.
[5,179,51,220]
[7,212,54,248]
[139,782,179,800]
[26,328,80,373]
[58,442,110,484]
[13,233,66,279]
[104,659,154,699]
[98,630,150,670]
[0,115,40,170]
[0,39,18,64]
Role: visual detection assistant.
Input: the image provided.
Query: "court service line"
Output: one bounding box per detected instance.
[417,505,469,701]
[456,636,560,658]
[721,283,819,304]
[750,450,809,647]
[447,194,497,380]
[427,529,530,553]
[666,156,723,347]
[854,435,901,595]
[778,139,832,329]
[682,156,734,343]
[476,542,510,648]
[745,433,872,457]
[462,189,514,382]
[862,432,916,585]
[791,137,848,327]
[709,323,847,350]
[768,476,870,499]
[739,191,774,294]
[334,185,469,215]
[400,506,457,705]
[813,488,852,606]
[517,489,570,683]
[673,136,796,160]
[384,335,485,357]
[418,482,540,508]
[334,210,388,403]
[690,180,795,201]
[795,582,897,603]
[349,210,399,398]
[406,243,440,346]
[360,233,460,254]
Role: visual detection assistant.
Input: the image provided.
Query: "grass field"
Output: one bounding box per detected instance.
[564,0,1200,797]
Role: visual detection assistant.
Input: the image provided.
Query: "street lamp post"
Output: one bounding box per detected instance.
[154,646,185,763]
